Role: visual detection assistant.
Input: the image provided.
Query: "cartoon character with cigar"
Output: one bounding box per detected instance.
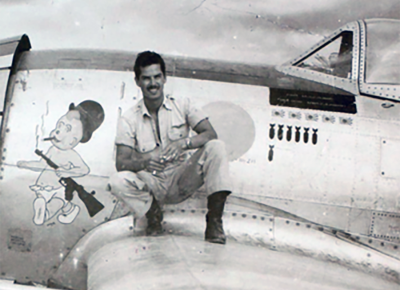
[17,100,104,225]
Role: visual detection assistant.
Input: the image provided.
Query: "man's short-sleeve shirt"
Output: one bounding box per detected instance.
[115,95,207,154]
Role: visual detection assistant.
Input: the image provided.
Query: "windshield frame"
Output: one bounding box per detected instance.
[277,21,360,96]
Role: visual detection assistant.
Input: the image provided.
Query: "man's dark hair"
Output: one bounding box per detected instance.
[134,51,166,79]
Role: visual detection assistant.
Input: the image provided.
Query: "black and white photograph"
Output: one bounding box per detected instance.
[0,1,399,289]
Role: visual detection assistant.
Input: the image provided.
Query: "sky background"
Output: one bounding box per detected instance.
[0,0,399,65]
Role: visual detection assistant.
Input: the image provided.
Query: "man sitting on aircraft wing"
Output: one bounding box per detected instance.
[109,51,232,244]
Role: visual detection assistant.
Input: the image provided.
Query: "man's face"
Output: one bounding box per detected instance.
[135,64,166,101]
[50,110,83,150]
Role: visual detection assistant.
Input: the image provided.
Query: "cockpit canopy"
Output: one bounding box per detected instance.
[294,31,353,79]
[279,19,400,100]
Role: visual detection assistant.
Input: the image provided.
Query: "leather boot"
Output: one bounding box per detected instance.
[145,196,163,236]
[205,191,230,244]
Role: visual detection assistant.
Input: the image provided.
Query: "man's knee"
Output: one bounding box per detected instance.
[204,139,227,157]
[108,171,146,194]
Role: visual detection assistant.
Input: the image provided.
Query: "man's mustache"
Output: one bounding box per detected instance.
[147,85,160,90]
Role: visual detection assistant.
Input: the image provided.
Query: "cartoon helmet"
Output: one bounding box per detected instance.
[68,100,105,143]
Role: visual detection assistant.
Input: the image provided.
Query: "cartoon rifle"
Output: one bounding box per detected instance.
[34,149,104,217]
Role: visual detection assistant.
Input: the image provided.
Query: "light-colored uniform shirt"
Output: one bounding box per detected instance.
[116,95,207,168]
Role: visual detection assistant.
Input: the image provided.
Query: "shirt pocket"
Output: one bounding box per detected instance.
[168,123,189,141]
[137,140,157,153]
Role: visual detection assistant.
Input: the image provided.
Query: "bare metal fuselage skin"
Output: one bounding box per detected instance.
[0,19,400,288]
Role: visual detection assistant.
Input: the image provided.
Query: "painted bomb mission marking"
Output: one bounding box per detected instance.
[268,106,353,161]
[269,123,319,145]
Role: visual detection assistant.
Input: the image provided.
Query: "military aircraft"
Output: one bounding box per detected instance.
[0,18,400,290]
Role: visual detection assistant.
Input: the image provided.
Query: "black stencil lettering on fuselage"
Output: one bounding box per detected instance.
[286,126,292,141]
[278,125,284,140]
[269,124,275,139]
[312,129,318,145]
[268,145,274,162]
[270,88,356,114]
[295,127,301,142]
[304,128,309,143]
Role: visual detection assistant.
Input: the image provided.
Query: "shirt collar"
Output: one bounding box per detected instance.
[138,95,173,117]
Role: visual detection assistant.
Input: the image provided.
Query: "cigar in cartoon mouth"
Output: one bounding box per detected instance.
[43,136,56,141]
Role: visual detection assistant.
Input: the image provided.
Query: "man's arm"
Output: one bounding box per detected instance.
[162,118,217,160]
[116,144,165,173]
[189,118,217,148]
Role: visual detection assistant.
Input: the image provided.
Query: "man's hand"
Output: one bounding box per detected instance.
[146,156,167,175]
[161,139,186,162]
